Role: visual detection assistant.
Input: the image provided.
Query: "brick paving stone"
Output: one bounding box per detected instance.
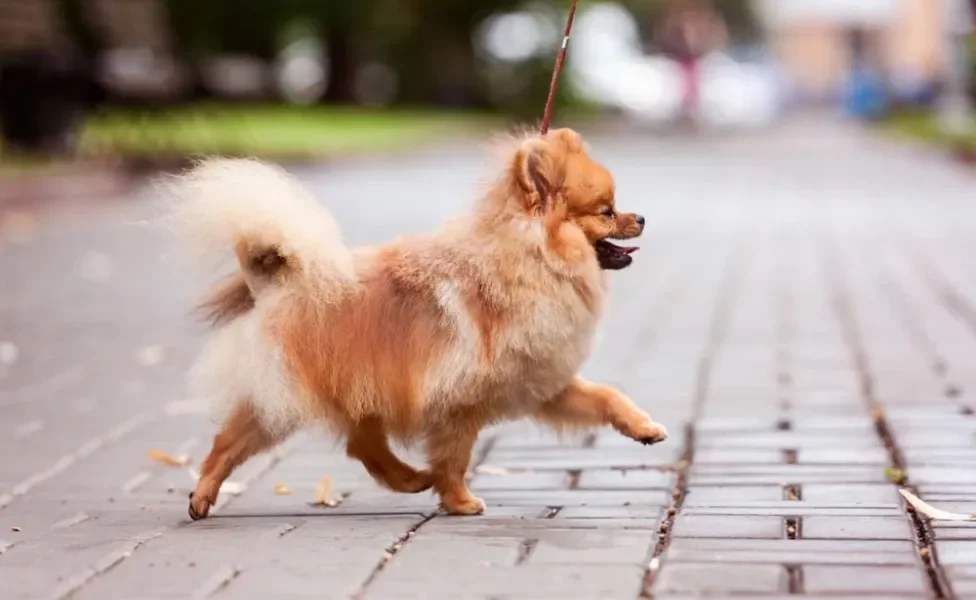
[656,596,923,600]
[575,469,674,490]
[471,471,569,492]
[667,538,917,566]
[479,489,671,508]
[802,516,914,540]
[683,485,785,504]
[799,447,889,464]
[528,532,651,565]
[680,502,902,517]
[693,448,782,463]
[933,541,976,565]
[653,563,786,595]
[803,565,928,595]
[693,432,880,450]
[801,483,900,504]
[481,450,672,471]
[910,466,976,485]
[368,564,647,598]
[671,515,784,539]
[555,505,664,520]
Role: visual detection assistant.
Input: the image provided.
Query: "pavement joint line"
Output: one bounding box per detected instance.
[785,564,804,595]
[0,367,87,408]
[870,251,945,370]
[13,418,44,439]
[893,236,976,410]
[121,470,152,494]
[515,507,561,566]
[900,234,976,355]
[639,239,750,599]
[351,434,499,597]
[51,512,91,529]
[46,529,162,600]
[274,522,299,538]
[0,412,154,513]
[191,564,243,599]
[825,235,952,600]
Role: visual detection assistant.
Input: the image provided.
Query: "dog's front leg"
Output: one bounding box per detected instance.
[537,376,668,444]
[427,421,484,515]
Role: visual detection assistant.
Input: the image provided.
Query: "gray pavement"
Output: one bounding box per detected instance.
[2,118,975,598]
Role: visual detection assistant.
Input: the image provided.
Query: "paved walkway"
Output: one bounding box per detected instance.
[2,119,975,598]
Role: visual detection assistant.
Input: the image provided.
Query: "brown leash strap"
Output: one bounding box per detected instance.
[539,0,580,135]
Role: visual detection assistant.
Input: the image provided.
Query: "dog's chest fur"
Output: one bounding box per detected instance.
[424,260,605,416]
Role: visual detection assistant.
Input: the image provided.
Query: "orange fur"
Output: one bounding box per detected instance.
[178,129,668,519]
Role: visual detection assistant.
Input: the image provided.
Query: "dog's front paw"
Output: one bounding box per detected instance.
[619,417,669,446]
[440,494,486,516]
[187,491,214,521]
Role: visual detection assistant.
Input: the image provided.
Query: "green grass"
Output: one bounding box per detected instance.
[78,104,500,160]
[881,109,976,150]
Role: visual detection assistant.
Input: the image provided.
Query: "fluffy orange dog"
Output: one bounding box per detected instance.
[169,128,668,520]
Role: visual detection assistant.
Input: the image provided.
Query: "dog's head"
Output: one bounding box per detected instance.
[509,128,644,270]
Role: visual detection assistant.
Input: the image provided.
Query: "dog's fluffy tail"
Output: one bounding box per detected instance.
[165,158,355,325]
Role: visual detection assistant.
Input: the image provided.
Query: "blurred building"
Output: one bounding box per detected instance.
[759,0,947,104]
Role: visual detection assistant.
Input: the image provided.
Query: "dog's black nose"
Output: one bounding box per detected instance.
[636,214,646,226]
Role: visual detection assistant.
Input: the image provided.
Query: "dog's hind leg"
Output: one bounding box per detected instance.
[346,417,432,493]
[535,376,668,445]
[188,402,287,520]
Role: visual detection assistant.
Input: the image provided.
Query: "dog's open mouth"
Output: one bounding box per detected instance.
[594,239,639,270]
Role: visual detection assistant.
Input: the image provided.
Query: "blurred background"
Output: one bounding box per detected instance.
[1,0,975,165]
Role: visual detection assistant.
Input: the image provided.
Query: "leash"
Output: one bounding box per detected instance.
[539,0,580,135]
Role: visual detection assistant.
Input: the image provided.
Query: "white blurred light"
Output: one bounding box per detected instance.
[759,0,897,27]
[616,59,683,122]
[478,11,557,63]
[275,37,328,105]
[570,2,642,65]
[99,48,185,97]
[699,54,779,127]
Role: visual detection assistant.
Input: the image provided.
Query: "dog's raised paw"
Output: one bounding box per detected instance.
[637,423,669,446]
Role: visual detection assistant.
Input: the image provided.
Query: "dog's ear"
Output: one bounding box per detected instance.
[512,138,563,214]
[550,128,584,153]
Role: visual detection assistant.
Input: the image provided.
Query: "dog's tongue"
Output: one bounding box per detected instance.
[618,245,639,255]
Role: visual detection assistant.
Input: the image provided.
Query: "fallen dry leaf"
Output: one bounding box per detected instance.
[10,526,21,532]
[147,450,190,467]
[273,483,292,495]
[311,476,339,507]
[187,468,245,496]
[899,489,976,521]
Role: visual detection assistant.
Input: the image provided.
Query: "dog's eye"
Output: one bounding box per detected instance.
[601,208,615,218]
